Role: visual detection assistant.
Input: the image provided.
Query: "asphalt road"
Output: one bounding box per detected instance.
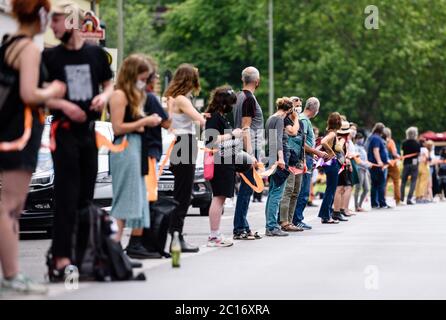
[8,197,446,300]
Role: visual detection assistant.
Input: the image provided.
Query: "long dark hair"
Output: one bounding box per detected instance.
[205,85,237,114]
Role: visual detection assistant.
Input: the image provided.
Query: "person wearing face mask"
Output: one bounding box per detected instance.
[125,56,172,259]
[108,54,162,245]
[42,1,114,281]
[0,0,67,295]
[353,132,371,212]
[204,86,242,247]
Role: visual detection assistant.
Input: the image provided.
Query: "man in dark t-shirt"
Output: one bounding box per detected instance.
[400,127,421,204]
[232,67,263,239]
[43,2,114,280]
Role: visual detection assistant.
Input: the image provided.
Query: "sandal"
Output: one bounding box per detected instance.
[247,231,262,239]
[233,231,255,240]
[355,207,366,212]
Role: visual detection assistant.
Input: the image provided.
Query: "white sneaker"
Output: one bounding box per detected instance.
[1,273,48,296]
[207,236,234,247]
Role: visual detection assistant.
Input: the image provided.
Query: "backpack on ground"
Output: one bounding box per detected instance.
[72,203,144,281]
[142,197,178,258]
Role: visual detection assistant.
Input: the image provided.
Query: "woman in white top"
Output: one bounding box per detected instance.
[164,64,206,253]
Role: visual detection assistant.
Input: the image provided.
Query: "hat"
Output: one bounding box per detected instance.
[52,1,84,25]
[337,121,352,135]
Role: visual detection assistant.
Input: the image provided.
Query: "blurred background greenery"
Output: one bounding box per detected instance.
[100,0,446,140]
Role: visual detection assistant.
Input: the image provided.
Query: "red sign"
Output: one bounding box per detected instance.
[81,11,105,40]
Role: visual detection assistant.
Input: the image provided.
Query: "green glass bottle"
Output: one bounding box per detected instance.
[171,231,181,268]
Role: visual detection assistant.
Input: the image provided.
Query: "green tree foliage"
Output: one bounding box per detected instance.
[101,0,446,139]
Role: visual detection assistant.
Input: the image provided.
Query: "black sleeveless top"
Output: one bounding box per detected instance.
[114,104,149,175]
[0,35,46,172]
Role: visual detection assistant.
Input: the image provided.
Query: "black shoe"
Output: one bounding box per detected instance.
[46,251,77,283]
[380,205,393,209]
[407,200,414,205]
[173,234,199,253]
[126,236,163,259]
[340,209,355,217]
[129,260,143,268]
[332,212,348,222]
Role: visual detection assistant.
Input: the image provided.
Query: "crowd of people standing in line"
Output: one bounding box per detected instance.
[1,0,446,296]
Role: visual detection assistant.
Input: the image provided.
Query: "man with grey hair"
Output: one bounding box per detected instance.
[400,126,421,205]
[232,67,264,240]
[292,97,328,230]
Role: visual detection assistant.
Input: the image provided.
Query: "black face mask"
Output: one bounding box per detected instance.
[223,105,233,114]
[61,30,73,44]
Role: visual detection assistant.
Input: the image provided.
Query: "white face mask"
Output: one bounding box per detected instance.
[39,7,49,34]
[136,80,146,91]
[296,107,302,114]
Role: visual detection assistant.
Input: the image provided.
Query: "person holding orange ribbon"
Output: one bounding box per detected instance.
[0,0,66,295]
[204,86,242,247]
[108,55,162,255]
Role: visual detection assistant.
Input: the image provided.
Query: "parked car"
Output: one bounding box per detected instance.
[17,119,212,235]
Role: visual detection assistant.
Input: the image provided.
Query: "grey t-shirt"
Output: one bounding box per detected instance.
[265,114,285,167]
[233,90,264,157]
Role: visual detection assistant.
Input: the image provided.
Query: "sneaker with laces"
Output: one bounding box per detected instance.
[207,236,234,247]
[1,273,48,296]
[265,228,289,237]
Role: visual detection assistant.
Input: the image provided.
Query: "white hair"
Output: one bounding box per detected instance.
[406,126,418,140]
[242,66,260,85]
[305,97,320,113]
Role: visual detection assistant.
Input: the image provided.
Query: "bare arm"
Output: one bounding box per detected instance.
[321,132,337,158]
[109,90,158,136]
[373,148,383,165]
[176,95,206,128]
[16,41,65,105]
[285,120,300,136]
[241,116,253,155]
[90,79,114,112]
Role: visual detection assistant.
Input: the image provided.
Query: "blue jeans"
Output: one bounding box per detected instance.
[233,168,254,234]
[265,178,286,230]
[370,168,387,207]
[292,155,314,224]
[318,161,340,220]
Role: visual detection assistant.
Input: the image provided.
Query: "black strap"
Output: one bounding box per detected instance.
[1,35,31,67]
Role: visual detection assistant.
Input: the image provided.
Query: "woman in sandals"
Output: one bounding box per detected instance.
[204,86,243,247]
[318,112,343,224]
[0,0,66,295]
[109,54,162,242]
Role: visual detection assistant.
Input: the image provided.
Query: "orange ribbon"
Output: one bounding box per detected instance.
[240,166,265,193]
[0,106,33,152]
[96,132,128,153]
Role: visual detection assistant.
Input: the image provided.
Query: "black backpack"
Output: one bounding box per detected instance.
[72,204,144,282]
[142,197,178,257]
